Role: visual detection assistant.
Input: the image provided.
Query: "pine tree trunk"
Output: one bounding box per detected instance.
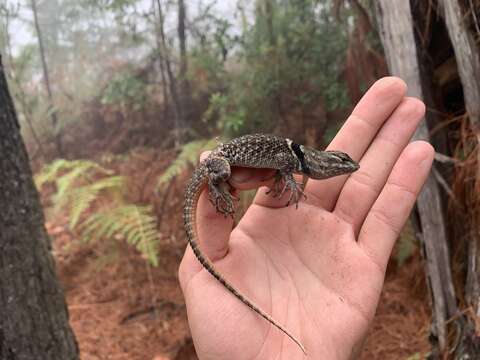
[155,0,183,147]
[152,0,170,121]
[438,0,480,318]
[177,0,191,128]
[375,0,457,354]
[0,57,78,359]
[0,7,45,158]
[30,0,63,157]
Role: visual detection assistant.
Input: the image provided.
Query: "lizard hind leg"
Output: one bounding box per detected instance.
[206,156,235,217]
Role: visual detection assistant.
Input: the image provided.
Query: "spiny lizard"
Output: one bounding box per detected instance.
[183,133,359,355]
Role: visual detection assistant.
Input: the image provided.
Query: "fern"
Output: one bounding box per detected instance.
[65,176,126,228]
[36,158,160,266]
[35,159,112,190]
[157,138,217,188]
[79,205,159,266]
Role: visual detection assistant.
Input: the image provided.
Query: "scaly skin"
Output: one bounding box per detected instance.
[183,134,359,355]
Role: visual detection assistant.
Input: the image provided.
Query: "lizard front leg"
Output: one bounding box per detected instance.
[266,153,307,208]
[205,156,235,217]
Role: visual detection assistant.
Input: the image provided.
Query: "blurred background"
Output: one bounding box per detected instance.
[1,0,479,359]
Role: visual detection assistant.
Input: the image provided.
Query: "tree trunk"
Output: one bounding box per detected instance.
[0,56,78,359]
[375,0,458,354]
[257,0,275,47]
[155,0,183,148]
[177,0,190,103]
[152,0,170,121]
[30,0,63,157]
[0,4,45,158]
[437,0,480,317]
[438,0,480,128]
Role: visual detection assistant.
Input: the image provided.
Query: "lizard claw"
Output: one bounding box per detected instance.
[284,181,306,208]
[266,172,306,208]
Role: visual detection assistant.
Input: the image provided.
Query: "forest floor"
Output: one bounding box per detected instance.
[49,216,431,360]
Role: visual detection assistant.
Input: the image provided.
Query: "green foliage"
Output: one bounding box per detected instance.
[61,175,126,228]
[36,159,160,266]
[35,159,112,189]
[80,205,159,266]
[101,69,148,111]
[188,14,236,92]
[206,0,350,137]
[406,352,430,360]
[87,0,137,10]
[157,138,218,188]
[204,93,246,134]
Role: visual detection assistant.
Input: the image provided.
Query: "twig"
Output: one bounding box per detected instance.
[433,168,460,208]
[468,0,480,37]
[434,152,460,165]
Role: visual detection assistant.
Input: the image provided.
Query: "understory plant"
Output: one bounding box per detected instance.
[35,159,159,266]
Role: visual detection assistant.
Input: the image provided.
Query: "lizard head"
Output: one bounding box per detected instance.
[301,147,359,179]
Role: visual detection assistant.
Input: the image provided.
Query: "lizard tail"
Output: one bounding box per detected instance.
[183,165,307,355]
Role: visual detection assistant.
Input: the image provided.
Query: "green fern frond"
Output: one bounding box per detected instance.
[35,159,112,190]
[35,159,71,189]
[157,138,218,188]
[65,176,127,228]
[37,158,160,266]
[35,159,122,227]
[55,161,113,201]
[79,205,160,266]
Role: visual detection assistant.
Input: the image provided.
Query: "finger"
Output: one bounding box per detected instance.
[308,77,407,210]
[199,150,210,162]
[179,152,234,283]
[201,151,277,191]
[179,152,277,282]
[357,141,434,272]
[208,151,288,208]
[230,167,276,191]
[333,97,425,233]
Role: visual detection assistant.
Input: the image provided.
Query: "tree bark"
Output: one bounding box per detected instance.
[257,0,275,47]
[30,0,63,157]
[152,0,170,121]
[177,0,192,128]
[438,0,480,128]
[177,0,190,101]
[375,0,458,354]
[437,0,480,317]
[155,0,183,147]
[0,56,78,359]
[0,4,45,158]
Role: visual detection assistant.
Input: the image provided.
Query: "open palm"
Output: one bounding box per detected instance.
[179,77,433,359]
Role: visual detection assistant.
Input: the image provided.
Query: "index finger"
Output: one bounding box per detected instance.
[179,151,277,284]
[307,76,407,210]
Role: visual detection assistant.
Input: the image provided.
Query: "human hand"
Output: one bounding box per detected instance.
[178,77,434,359]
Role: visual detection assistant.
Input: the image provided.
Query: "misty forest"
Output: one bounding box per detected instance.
[1,0,480,359]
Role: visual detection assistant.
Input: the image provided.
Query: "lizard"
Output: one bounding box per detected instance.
[183,133,360,355]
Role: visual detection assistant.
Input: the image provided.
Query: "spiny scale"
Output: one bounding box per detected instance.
[183,134,359,356]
